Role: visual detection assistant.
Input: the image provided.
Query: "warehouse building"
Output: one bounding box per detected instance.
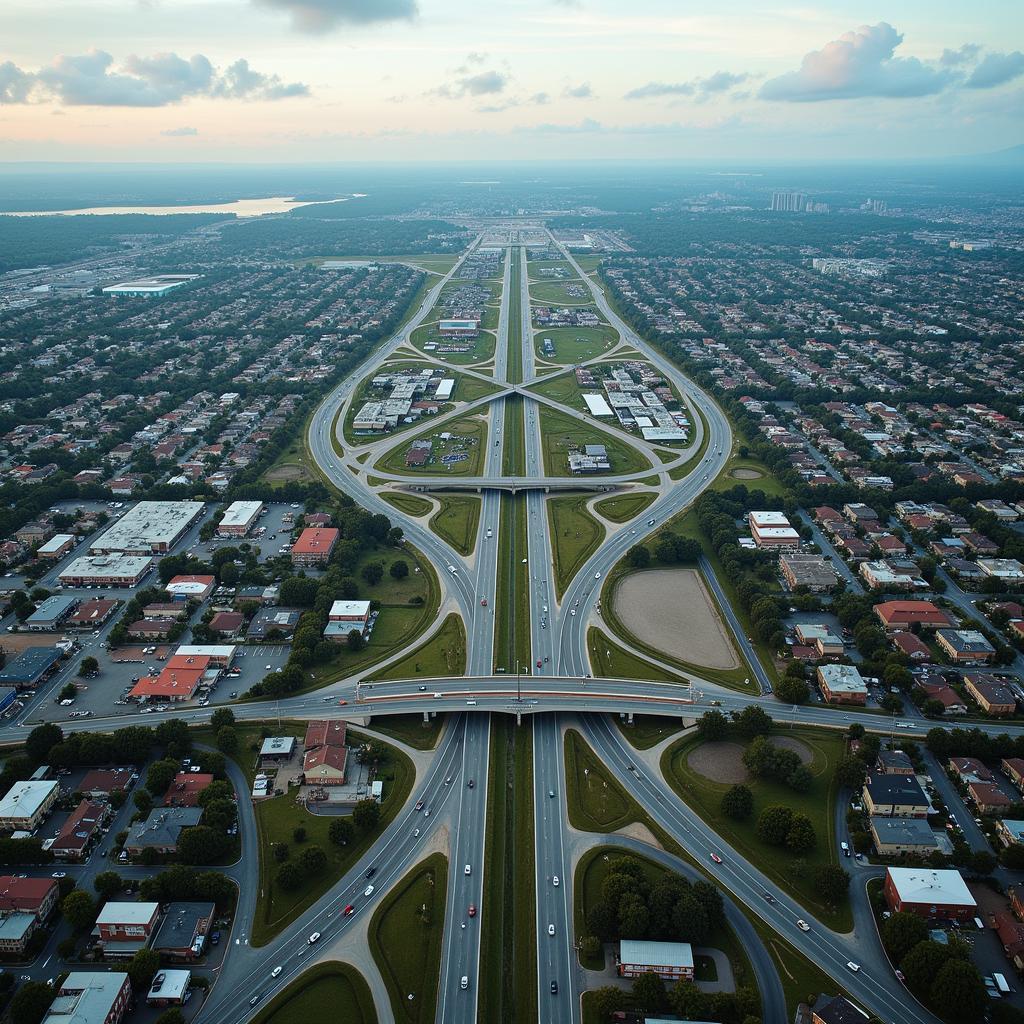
[58,554,151,588]
[43,972,133,1024]
[217,500,264,537]
[36,534,76,559]
[90,501,204,556]
[25,594,79,631]
[102,274,199,297]
[0,646,65,690]
[883,867,976,920]
[0,779,59,830]
[617,939,694,981]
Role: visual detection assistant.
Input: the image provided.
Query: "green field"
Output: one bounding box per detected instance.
[494,493,531,673]
[382,493,433,517]
[249,728,414,946]
[368,714,445,750]
[376,414,487,478]
[528,280,591,305]
[526,259,577,282]
[712,457,787,498]
[369,853,448,1024]
[501,397,525,476]
[586,626,683,683]
[479,718,537,1024]
[547,495,605,597]
[615,715,684,749]
[429,494,481,555]
[592,492,658,524]
[252,963,377,1024]
[538,406,651,477]
[662,728,851,930]
[409,321,497,364]
[373,613,466,681]
[534,325,617,363]
[507,249,524,385]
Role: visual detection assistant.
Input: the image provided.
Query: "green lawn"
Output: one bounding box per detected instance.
[712,457,787,498]
[252,962,377,1024]
[528,280,590,305]
[592,492,657,524]
[533,325,617,364]
[565,728,642,833]
[479,717,537,1024]
[526,260,577,282]
[372,613,466,680]
[586,626,683,683]
[494,494,531,673]
[661,728,851,930]
[615,716,684,750]
[429,495,481,555]
[249,728,415,946]
[548,496,606,598]
[453,375,502,404]
[502,397,525,476]
[368,714,445,750]
[261,425,316,488]
[507,249,523,385]
[369,852,448,1024]
[538,406,651,477]
[382,493,433,517]
[409,322,497,365]
[376,414,487,478]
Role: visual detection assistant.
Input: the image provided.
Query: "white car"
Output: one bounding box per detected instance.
[847,961,860,973]
[271,966,282,978]
[464,864,471,875]
[548,923,555,936]
[460,976,469,990]
[552,876,559,887]
[364,884,375,897]
[308,932,321,944]
[796,919,810,932]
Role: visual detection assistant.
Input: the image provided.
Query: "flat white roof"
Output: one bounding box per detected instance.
[887,867,976,907]
[219,501,264,528]
[37,534,75,554]
[330,600,372,618]
[260,736,296,756]
[96,901,159,926]
[583,393,613,417]
[819,663,868,692]
[59,554,151,579]
[165,580,212,596]
[750,510,791,526]
[0,780,57,819]
[90,501,204,553]
[175,645,236,658]
[147,969,190,1003]
[619,939,694,969]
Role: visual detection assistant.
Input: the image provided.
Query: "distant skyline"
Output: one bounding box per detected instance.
[1,0,1022,162]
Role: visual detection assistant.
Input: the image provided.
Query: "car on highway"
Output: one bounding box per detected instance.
[552,875,559,887]
[51,871,66,879]
[415,800,424,811]
[337,699,347,706]
[480,598,487,606]
[460,976,469,990]
[846,962,860,973]
[647,518,656,526]
[413,828,420,837]
[365,867,376,878]
[343,904,355,916]
[594,572,601,579]
[796,919,810,932]
[467,779,474,788]
[548,923,555,936]
[433,692,442,698]
[762,892,775,904]
[536,659,542,668]
[550,981,558,994]
[250,994,263,1006]
[709,853,722,865]
[364,885,375,896]
[468,904,477,917]
[308,932,321,944]
[271,967,282,978]
[464,864,471,875]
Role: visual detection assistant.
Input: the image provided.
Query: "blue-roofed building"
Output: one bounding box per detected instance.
[0,646,65,689]
[25,594,79,631]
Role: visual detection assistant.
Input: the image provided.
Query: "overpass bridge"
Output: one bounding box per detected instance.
[396,477,630,494]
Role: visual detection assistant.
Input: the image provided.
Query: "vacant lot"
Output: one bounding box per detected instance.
[687,737,813,785]
[613,568,739,671]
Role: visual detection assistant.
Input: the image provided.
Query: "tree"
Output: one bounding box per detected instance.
[901,940,954,994]
[25,723,62,764]
[276,862,302,890]
[292,826,307,844]
[785,813,816,853]
[720,784,754,821]
[210,708,235,731]
[361,562,384,586]
[347,629,365,652]
[156,1011,187,1024]
[300,845,327,873]
[617,892,650,938]
[836,755,867,791]
[9,981,55,1024]
[696,710,728,741]
[590,986,628,1021]
[329,818,354,846]
[133,788,154,816]
[352,799,380,831]
[626,545,651,569]
[216,726,238,755]
[756,806,793,846]
[968,850,997,875]
[930,957,987,1024]
[1002,844,1024,870]
[389,559,409,580]
[776,675,809,705]
[177,826,227,865]
[632,972,668,1014]
[882,912,929,964]
[146,758,180,797]
[127,947,162,990]
[79,656,99,676]
[812,864,849,906]
[93,871,124,900]
[731,705,772,740]
[61,889,97,930]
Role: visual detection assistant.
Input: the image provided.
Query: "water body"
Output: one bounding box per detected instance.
[5,194,367,218]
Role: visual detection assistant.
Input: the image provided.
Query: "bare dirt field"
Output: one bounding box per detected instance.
[686,737,814,783]
[265,463,311,483]
[729,468,764,480]
[614,568,740,670]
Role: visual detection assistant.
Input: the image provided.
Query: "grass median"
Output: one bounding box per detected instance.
[494,493,531,673]
[368,852,448,1024]
[428,495,481,555]
[548,495,605,598]
[592,492,657,524]
[251,962,377,1024]
[372,613,466,681]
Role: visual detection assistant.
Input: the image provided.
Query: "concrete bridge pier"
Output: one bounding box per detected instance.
[356,715,373,726]
[422,710,436,723]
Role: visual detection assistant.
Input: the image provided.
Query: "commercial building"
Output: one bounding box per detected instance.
[51,800,108,860]
[0,779,58,830]
[25,594,80,631]
[43,972,133,1024]
[978,558,1024,581]
[36,534,76,559]
[748,510,800,549]
[163,772,214,808]
[996,820,1024,847]
[582,393,613,418]
[936,629,995,665]
[95,901,160,956]
[876,750,915,775]
[303,744,348,783]
[130,667,204,703]
[165,574,216,601]
[259,736,296,764]
[0,646,64,690]
[125,807,203,856]
[291,527,339,567]
[0,912,39,955]
[873,600,953,631]
[67,599,119,629]
[0,876,58,953]
[217,500,264,537]
[817,664,868,705]
[438,318,480,337]
[89,501,204,556]
[617,939,694,981]
[812,995,870,1024]
[969,781,1012,814]
[779,553,837,592]
[327,600,371,632]
[870,817,940,856]
[147,969,192,1006]
[151,901,215,961]
[58,554,151,587]
[80,768,136,800]
[102,274,199,297]
[883,867,977,920]
[1003,758,1024,793]
[247,608,301,639]
[964,673,1016,715]
[862,772,930,818]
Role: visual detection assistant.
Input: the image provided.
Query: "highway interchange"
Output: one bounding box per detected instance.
[13,231,1016,1024]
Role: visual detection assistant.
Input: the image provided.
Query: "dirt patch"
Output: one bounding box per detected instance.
[265,463,311,483]
[774,736,813,763]
[612,821,662,848]
[686,741,748,784]
[729,468,764,480]
[613,568,740,671]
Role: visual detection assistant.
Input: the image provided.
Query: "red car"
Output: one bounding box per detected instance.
[536,659,542,668]
[710,853,722,865]
[343,904,354,916]
[337,699,347,706]
[480,598,487,607]
[468,904,477,918]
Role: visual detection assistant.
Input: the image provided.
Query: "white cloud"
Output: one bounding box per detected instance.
[965,51,1024,89]
[759,22,952,101]
[625,71,749,101]
[433,68,509,100]
[563,82,593,99]
[940,43,981,67]
[161,126,198,136]
[252,0,417,31]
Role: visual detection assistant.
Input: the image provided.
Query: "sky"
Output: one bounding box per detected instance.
[1,0,1023,163]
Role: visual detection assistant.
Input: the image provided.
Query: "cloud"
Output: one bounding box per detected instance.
[161,126,198,136]
[529,92,550,105]
[563,82,592,99]
[759,22,952,101]
[700,71,750,95]
[252,0,417,31]
[625,81,695,100]
[625,71,749,101]
[433,68,509,99]
[965,51,1024,89]
[0,50,308,106]
[940,43,981,67]
[524,118,602,134]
